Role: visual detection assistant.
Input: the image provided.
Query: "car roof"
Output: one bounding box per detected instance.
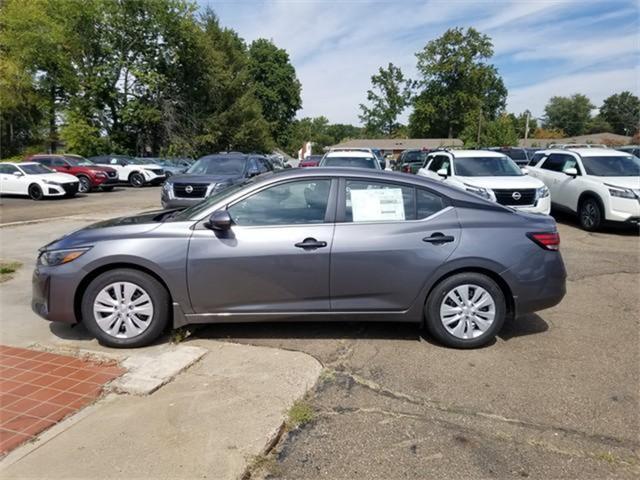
[539,147,628,157]
[436,149,508,159]
[325,151,375,158]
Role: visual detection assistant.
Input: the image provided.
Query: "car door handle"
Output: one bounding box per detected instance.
[423,233,455,244]
[295,238,328,249]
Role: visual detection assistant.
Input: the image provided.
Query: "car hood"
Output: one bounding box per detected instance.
[456,175,544,190]
[31,172,78,183]
[167,174,241,184]
[600,177,640,190]
[42,210,168,250]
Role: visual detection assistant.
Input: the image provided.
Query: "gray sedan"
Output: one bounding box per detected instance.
[32,168,566,349]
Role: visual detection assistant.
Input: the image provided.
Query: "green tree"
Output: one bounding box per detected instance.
[461,113,518,147]
[543,94,594,137]
[248,39,302,147]
[507,111,538,138]
[359,63,412,136]
[585,115,613,134]
[599,91,640,135]
[409,27,507,139]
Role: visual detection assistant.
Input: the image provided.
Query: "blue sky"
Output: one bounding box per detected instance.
[199,0,639,126]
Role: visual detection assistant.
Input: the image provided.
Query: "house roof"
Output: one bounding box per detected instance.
[518,132,631,148]
[330,138,463,150]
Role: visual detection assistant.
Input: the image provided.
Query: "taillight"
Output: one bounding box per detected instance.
[527,232,560,251]
[403,165,410,173]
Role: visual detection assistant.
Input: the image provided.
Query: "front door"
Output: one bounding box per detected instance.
[187,178,336,313]
[330,178,460,311]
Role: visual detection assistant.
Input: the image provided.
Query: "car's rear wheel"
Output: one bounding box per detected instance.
[28,184,44,200]
[129,172,145,188]
[81,269,170,348]
[424,272,506,348]
[579,197,602,231]
[77,175,91,193]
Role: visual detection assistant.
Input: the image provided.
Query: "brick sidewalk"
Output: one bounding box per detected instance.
[0,345,124,455]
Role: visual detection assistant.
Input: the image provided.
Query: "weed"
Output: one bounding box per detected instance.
[169,326,192,343]
[286,399,315,430]
[0,261,22,283]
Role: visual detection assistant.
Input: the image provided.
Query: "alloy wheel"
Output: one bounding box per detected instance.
[78,176,91,193]
[439,284,496,339]
[130,173,144,187]
[29,184,43,200]
[580,201,598,229]
[92,281,154,339]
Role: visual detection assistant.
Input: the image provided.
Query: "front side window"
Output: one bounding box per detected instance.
[345,180,415,222]
[453,156,522,177]
[541,154,574,172]
[228,180,331,226]
[581,155,640,177]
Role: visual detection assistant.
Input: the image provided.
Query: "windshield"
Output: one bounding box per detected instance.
[581,155,640,177]
[404,151,428,163]
[127,157,153,165]
[322,157,377,169]
[20,164,53,175]
[501,149,527,160]
[454,156,523,177]
[64,156,94,166]
[171,179,255,221]
[187,156,246,175]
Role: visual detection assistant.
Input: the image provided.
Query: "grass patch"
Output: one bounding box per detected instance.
[244,454,281,479]
[285,399,315,430]
[0,261,22,283]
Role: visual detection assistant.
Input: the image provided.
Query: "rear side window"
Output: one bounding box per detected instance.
[417,189,445,219]
[345,180,415,222]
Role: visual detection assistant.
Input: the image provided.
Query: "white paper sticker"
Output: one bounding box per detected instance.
[350,188,405,221]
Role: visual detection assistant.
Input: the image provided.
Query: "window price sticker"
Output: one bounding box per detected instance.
[350,188,405,221]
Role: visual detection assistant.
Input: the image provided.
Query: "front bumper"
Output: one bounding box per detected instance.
[605,197,640,223]
[32,266,79,324]
[43,182,79,197]
[161,193,202,209]
[511,197,551,215]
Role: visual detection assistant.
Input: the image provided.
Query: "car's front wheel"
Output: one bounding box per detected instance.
[28,184,44,200]
[129,172,145,188]
[77,175,92,193]
[424,272,506,348]
[579,197,603,231]
[81,269,170,348]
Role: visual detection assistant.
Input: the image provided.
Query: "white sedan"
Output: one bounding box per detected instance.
[417,150,551,214]
[0,162,80,200]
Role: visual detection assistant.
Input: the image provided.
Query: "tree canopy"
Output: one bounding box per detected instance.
[543,94,594,137]
[599,91,640,136]
[409,27,507,139]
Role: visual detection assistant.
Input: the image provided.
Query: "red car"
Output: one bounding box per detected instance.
[299,154,323,167]
[29,154,119,193]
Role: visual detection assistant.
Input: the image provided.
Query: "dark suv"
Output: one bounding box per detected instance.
[161,153,274,209]
[29,154,119,193]
[398,149,430,173]
[488,147,530,166]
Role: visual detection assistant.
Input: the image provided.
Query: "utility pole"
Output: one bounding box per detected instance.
[524,111,530,143]
[476,109,482,145]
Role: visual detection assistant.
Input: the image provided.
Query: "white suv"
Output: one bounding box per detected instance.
[417,150,551,214]
[319,151,382,169]
[527,148,640,230]
[88,154,166,187]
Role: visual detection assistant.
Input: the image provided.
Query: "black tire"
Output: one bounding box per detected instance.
[579,197,603,231]
[129,172,145,188]
[101,186,115,192]
[80,269,170,348]
[424,272,506,349]
[28,183,44,200]
[77,175,92,193]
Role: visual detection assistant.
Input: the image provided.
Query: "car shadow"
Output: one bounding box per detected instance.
[552,209,639,236]
[499,313,549,340]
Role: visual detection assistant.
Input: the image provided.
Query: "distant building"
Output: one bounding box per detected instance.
[519,133,631,148]
[330,138,463,157]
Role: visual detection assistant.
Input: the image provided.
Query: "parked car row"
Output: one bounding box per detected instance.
[0,154,197,200]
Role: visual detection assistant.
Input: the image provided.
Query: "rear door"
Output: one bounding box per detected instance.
[187,178,337,313]
[330,178,460,311]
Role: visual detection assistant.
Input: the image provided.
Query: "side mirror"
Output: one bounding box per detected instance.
[247,167,260,178]
[205,210,233,231]
[13,171,23,177]
[436,168,448,178]
[520,167,529,175]
[563,167,578,177]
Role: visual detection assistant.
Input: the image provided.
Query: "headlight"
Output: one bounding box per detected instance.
[38,247,91,266]
[606,185,637,199]
[536,186,550,199]
[42,180,61,186]
[463,183,495,201]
